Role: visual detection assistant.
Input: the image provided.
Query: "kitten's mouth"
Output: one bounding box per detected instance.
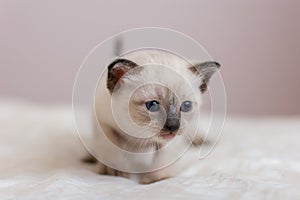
[160,132,176,140]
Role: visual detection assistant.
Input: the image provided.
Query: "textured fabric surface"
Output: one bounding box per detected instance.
[0,100,299,199]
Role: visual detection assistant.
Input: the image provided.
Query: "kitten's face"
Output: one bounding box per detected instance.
[107,50,219,146]
[128,82,198,140]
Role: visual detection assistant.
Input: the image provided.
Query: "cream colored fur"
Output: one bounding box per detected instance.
[92,50,206,184]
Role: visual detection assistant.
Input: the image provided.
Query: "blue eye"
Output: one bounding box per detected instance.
[145,100,160,112]
[180,101,192,112]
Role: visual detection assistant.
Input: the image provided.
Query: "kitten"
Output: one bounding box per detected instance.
[89,49,220,184]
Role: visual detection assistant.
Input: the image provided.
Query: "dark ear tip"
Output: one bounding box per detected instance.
[107,58,136,71]
[106,58,138,93]
[199,61,221,69]
[213,61,221,68]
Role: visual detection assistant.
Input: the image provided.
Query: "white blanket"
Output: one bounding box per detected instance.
[0,100,299,199]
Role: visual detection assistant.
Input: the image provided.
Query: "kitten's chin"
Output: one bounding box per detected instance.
[160,132,176,140]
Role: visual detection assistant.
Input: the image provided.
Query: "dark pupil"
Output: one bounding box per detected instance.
[145,100,160,112]
[180,101,192,112]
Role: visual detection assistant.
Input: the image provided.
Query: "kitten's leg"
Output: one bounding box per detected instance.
[98,161,106,174]
[82,154,131,178]
[191,134,205,146]
[138,164,175,184]
[98,162,130,179]
[139,170,172,184]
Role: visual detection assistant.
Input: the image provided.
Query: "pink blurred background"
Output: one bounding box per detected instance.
[1,0,299,115]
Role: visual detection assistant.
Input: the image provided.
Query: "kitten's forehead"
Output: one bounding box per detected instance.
[121,49,202,102]
[123,50,188,68]
[123,50,197,78]
[131,83,194,104]
[131,84,167,102]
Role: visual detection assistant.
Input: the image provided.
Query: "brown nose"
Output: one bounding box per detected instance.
[164,118,180,132]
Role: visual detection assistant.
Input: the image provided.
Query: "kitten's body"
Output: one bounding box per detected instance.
[91,50,219,184]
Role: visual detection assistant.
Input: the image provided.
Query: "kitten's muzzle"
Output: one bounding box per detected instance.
[163,117,180,132]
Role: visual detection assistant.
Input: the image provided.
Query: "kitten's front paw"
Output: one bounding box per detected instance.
[99,163,130,179]
[191,134,205,146]
[139,174,170,184]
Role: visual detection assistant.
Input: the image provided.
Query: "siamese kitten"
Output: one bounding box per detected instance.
[89,49,220,184]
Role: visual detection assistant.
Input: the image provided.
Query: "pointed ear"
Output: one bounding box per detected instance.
[107,58,138,93]
[189,61,221,93]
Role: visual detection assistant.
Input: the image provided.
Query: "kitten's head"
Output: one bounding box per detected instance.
[107,50,220,146]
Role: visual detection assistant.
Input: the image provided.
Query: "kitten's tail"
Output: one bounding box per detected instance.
[114,37,123,57]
